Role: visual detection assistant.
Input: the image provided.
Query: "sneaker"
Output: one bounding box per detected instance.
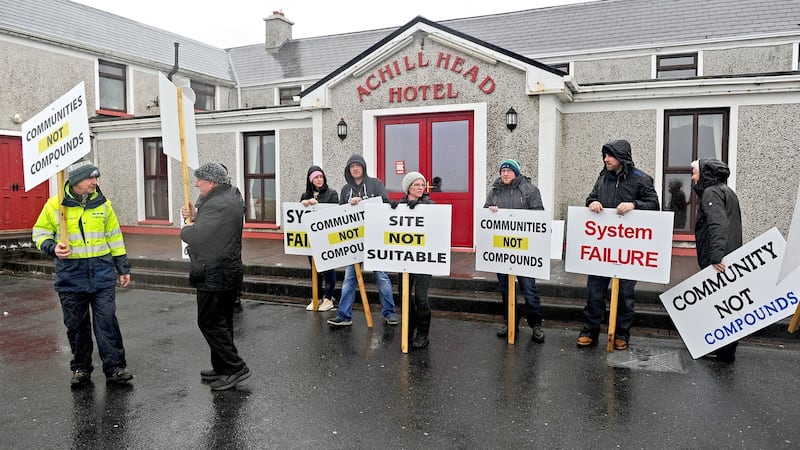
[70,370,91,386]
[327,316,352,327]
[318,297,335,312]
[613,338,629,351]
[385,314,400,326]
[305,299,315,311]
[201,369,224,383]
[531,326,545,344]
[106,368,133,385]
[210,366,251,391]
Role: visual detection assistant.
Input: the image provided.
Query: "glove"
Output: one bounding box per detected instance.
[389,200,399,209]
[407,200,418,209]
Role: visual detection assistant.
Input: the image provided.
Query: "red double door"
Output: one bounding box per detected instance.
[377,111,474,248]
[0,136,49,231]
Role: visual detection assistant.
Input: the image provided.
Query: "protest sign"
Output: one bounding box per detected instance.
[363,203,452,276]
[564,207,674,284]
[659,227,794,358]
[304,202,367,272]
[283,202,334,256]
[475,208,552,279]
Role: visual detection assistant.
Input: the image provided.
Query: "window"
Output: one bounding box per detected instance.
[550,63,570,75]
[657,53,697,79]
[143,138,169,220]
[244,132,276,223]
[99,60,127,112]
[279,86,301,106]
[191,80,215,111]
[663,108,729,233]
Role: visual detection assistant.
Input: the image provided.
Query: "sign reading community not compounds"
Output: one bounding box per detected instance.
[475,208,552,279]
[22,82,91,190]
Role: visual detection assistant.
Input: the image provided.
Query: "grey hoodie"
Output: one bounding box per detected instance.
[340,154,389,204]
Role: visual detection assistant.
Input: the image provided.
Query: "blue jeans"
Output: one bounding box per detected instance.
[335,265,395,321]
[496,273,542,327]
[59,287,126,377]
[582,275,636,338]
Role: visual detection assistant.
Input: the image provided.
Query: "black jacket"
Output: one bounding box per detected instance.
[484,175,544,210]
[340,154,389,204]
[300,165,339,204]
[180,183,245,291]
[586,140,660,211]
[694,159,742,268]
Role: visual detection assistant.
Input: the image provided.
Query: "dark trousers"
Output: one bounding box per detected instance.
[582,275,636,338]
[397,273,432,337]
[197,289,246,374]
[496,273,543,327]
[308,256,336,299]
[59,287,126,377]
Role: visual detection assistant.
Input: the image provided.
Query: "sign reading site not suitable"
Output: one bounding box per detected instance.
[22,82,91,190]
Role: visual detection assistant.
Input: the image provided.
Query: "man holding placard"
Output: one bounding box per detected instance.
[692,158,742,362]
[484,159,547,343]
[577,140,660,350]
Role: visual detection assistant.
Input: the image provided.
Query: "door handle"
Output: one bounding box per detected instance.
[12,183,19,191]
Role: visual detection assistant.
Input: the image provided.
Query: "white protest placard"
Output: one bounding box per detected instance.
[363,203,452,276]
[551,220,565,260]
[158,72,199,169]
[283,202,334,256]
[304,202,366,272]
[659,227,795,358]
[22,82,91,190]
[564,206,674,284]
[475,208,552,279]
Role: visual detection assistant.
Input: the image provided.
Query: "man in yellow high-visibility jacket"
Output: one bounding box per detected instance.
[32,158,133,387]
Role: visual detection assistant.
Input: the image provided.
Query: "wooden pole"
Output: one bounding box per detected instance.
[401,272,410,353]
[177,86,192,225]
[57,171,68,246]
[311,258,320,311]
[607,277,620,352]
[354,263,373,328]
[508,274,516,345]
[788,305,800,333]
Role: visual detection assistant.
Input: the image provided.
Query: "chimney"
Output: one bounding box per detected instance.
[265,10,293,53]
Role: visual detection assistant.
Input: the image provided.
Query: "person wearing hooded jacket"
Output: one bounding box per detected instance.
[577,140,661,350]
[327,154,399,327]
[32,158,133,386]
[181,162,250,390]
[692,158,742,362]
[484,159,547,343]
[390,171,434,349]
[300,165,339,312]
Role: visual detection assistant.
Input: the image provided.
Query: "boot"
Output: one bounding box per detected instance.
[412,314,430,349]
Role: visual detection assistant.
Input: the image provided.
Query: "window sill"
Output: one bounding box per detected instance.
[137,220,174,226]
[96,109,134,118]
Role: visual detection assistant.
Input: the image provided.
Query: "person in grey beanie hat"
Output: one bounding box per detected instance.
[194,162,230,185]
[67,159,101,186]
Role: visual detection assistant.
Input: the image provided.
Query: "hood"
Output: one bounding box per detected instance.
[344,154,368,185]
[699,158,730,188]
[305,165,329,194]
[601,139,634,174]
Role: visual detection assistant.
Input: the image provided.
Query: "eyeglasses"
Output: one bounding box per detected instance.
[410,183,426,188]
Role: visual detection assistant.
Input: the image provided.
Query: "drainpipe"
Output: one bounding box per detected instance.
[167,42,179,81]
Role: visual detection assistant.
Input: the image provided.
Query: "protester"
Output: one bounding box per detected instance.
[327,154,399,327]
[32,158,133,386]
[692,158,742,362]
[391,172,433,349]
[577,140,660,350]
[181,162,250,390]
[300,165,339,312]
[484,159,546,343]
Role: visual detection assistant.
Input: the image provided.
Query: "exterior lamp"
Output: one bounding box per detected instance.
[506,107,518,131]
[337,118,348,140]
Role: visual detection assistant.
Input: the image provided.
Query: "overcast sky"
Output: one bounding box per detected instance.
[71,0,588,48]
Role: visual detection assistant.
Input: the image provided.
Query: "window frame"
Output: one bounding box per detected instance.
[278,86,301,106]
[142,138,170,220]
[98,59,127,113]
[191,80,216,111]
[656,53,698,79]
[243,131,277,223]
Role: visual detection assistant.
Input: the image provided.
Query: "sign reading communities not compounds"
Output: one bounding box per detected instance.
[22,82,91,190]
[304,201,371,272]
[475,208,552,279]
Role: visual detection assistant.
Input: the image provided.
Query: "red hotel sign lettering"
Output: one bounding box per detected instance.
[356,51,496,103]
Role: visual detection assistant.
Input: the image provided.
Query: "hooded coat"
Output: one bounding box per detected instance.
[693,159,742,268]
[483,175,544,210]
[340,154,389,204]
[586,139,660,211]
[301,165,339,204]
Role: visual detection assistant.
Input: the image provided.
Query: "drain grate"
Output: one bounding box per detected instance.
[606,346,687,373]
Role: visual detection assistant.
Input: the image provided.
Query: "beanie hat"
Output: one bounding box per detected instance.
[194,162,230,185]
[309,170,324,183]
[499,159,521,176]
[401,171,426,193]
[67,159,100,186]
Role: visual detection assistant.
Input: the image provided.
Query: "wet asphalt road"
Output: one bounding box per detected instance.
[2,274,800,449]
